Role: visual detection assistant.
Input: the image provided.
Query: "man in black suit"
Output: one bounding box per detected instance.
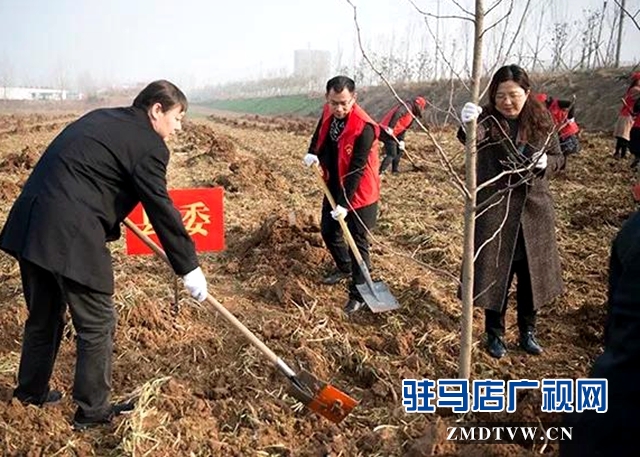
[0,80,208,429]
[560,210,640,456]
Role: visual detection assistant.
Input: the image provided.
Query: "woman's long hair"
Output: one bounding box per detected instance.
[486,65,553,144]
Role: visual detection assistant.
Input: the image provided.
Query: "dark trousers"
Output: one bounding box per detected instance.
[14,259,115,420]
[320,199,378,300]
[379,140,401,174]
[484,258,536,337]
[629,127,640,157]
[615,137,628,158]
[560,134,580,156]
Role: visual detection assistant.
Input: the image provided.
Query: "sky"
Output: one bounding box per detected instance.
[0,0,638,92]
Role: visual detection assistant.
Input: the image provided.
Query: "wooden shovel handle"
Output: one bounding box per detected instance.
[312,165,366,266]
[379,124,419,166]
[122,218,295,376]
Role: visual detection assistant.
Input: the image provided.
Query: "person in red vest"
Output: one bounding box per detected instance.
[629,97,640,169]
[303,75,380,314]
[613,72,640,159]
[535,93,580,157]
[378,96,427,174]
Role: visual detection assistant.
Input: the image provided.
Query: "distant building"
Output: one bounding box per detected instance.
[0,87,83,101]
[293,49,331,82]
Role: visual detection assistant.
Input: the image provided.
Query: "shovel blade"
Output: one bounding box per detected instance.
[288,370,358,424]
[356,281,400,313]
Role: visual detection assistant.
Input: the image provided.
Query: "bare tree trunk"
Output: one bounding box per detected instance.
[594,1,607,67]
[435,0,441,80]
[531,7,545,72]
[616,0,626,67]
[459,0,484,380]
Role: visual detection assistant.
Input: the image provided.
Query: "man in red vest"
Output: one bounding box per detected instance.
[303,75,380,314]
[535,93,580,157]
[378,96,427,174]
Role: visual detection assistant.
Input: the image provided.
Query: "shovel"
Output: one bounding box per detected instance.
[312,166,400,313]
[380,125,424,172]
[123,218,358,423]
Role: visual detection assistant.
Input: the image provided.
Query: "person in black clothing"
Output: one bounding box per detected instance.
[560,210,640,457]
[303,75,381,314]
[0,80,208,429]
[378,96,427,174]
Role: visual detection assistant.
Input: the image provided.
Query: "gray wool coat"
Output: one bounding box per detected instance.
[460,110,565,312]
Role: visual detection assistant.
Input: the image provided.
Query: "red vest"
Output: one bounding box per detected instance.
[620,91,637,117]
[624,87,640,127]
[548,99,579,139]
[380,104,414,137]
[315,104,380,210]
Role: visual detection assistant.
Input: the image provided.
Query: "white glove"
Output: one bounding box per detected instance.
[384,126,393,136]
[461,102,482,123]
[303,153,319,167]
[398,140,406,151]
[183,267,208,302]
[532,151,548,170]
[330,205,348,220]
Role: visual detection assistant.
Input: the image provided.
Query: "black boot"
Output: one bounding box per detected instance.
[321,269,351,285]
[519,331,543,355]
[343,298,365,315]
[15,389,63,406]
[73,401,136,430]
[486,333,507,359]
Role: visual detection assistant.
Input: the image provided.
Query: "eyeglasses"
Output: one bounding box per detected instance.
[495,91,526,102]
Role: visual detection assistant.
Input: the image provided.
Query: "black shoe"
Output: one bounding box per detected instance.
[486,334,507,359]
[344,298,365,315]
[321,270,351,285]
[73,401,135,430]
[16,389,63,406]
[519,331,543,355]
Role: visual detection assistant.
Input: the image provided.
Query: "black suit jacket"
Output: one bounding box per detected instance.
[560,211,640,457]
[0,106,198,294]
[592,209,640,389]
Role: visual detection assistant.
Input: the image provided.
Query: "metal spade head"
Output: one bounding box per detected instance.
[288,369,359,424]
[356,281,401,313]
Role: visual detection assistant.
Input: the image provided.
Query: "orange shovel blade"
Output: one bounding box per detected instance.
[306,383,359,424]
[292,369,358,424]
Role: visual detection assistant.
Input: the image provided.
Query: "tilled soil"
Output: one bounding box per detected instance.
[0,111,634,456]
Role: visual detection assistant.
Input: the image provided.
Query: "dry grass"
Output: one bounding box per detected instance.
[0,111,634,455]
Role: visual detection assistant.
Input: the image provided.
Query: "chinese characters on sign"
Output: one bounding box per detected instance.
[402,378,607,414]
[125,188,225,254]
[138,201,212,237]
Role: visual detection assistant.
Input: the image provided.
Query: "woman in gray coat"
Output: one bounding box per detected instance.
[458,65,565,359]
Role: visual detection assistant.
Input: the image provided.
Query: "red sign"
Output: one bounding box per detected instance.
[125,187,225,254]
